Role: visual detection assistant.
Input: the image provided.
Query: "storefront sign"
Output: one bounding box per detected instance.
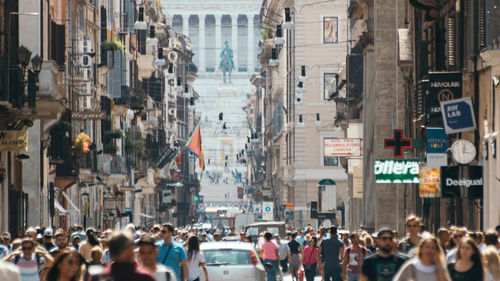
[441,166,483,199]
[72,111,106,120]
[426,128,447,153]
[352,166,363,198]
[374,159,420,183]
[324,138,362,157]
[440,97,476,134]
[427,153,447,169]
[0,130,28,151]
[384,130,412,158]
[419,164,441,198]
[426,72,462,125]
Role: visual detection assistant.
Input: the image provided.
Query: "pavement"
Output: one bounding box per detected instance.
[281,272,322,281]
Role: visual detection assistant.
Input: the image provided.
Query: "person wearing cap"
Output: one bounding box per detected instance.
[89,231,155,281]
[156,223,188,281]
[42,228,55,252]
[1,232,12,253]
[79,228,101,261]
[360,227,408,281]
[200,232,208,243]
[317,227,344,281]
[49,229,73,257]
[137,234,176,281]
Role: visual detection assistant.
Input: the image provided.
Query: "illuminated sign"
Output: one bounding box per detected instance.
[374,159,420,183]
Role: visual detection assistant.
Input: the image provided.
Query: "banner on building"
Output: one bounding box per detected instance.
[426,72,462,125]
[353,166,363,198]
[324,138,362,157]
[262,202,274,221]
[419,164,441,198]
[427,128,447,153]
[441,166,483,199]
[0,130,28,151]
[374,159,420,183]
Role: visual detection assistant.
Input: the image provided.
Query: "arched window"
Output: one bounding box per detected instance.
[189,15,199,67]
[205,15,216,72]
[221,15,232,48]
[172,15,183,35]
[254,15,261,72]
[237,15,248,72]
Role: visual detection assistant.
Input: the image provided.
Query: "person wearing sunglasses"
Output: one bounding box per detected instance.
[399,214,423,255]
[156,223,188,281]
[2,238,53,281]
[446,228,467,264]
[360,227,409,281]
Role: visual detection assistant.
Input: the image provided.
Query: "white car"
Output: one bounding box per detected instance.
[200,241,266,281]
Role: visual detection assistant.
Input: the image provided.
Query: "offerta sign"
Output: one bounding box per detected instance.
[374,159,420,183]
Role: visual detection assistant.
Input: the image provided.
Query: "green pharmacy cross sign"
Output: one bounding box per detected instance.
[374,159,420,183]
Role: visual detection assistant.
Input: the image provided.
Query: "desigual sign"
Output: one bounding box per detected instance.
[374,159,420,183]
[441,166,483,199]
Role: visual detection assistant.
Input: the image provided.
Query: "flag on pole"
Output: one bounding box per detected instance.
[185,124,204,171]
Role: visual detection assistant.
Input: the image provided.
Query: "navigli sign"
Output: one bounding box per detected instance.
[441,166,483,199]
[375,159,420,183]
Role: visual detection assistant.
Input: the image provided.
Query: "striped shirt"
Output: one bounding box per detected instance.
[13,255,44,281]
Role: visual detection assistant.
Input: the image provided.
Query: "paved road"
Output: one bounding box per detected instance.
[281,272,322,281]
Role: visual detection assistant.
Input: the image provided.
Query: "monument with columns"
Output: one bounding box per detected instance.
[162,0,261,205]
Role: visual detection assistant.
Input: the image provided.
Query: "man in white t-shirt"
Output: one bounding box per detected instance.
[137,234,177,281]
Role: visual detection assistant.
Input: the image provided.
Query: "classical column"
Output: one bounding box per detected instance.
[248,15,255,72]
[231,14,239,71]
[215,14,222,71]
[199,14,206,72]
[182,14,188,36]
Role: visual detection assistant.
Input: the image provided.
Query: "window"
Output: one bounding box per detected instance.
[254,15,261,72]
[79,6,85,32]
[221,15,232,48]
[205,15,216,72]
[172,15,183,35]
[204,250,252,265]
[189,15,199,67]
[324,156,339,166]
[324,138,339,166]
[238,15,248,72]
[324,73,337,100]
[323,17,338,43]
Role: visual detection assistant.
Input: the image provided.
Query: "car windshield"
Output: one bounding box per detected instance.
[204,249,252,265]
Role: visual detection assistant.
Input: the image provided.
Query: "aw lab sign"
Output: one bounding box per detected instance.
[440,97,476,134]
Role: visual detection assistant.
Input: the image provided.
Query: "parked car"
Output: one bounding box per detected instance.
[244,221,286,242]
[200,241,265,281]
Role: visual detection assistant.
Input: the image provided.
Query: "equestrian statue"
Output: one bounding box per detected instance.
[219,41,235,84]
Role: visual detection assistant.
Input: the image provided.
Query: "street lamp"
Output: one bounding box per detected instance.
[31,55,43,73]
[17,45,32,68]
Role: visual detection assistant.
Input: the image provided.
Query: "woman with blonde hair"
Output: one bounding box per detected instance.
[483,246,500,281]
[393,234,451,281]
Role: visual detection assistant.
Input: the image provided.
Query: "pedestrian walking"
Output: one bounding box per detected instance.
[446,227,467,264]
[44,249,85,281]
[186,235,209,281]
[275,234,291,280]
[288,232,302,281]
[447,237,484,281]
[342,232,369,281]
[360,227,408,281]
[137,234,176,281]
[437,228,450,254]
[89,231,155,281]
[303,236,319,281]
[0,260,21,281]
[398,214,422,255]
[2,238,54,281]
[393,234,451,281]
[78,228,100,261]
[261,232,279,281]
[483,246,500,281]
[156,223,188,281]
[49,229,73,257]
[317,227,345,281]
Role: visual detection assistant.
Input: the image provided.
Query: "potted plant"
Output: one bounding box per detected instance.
[73,132,92,157]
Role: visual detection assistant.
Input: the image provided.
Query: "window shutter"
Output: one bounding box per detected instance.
[128,0,136,33]
[447,16,456,68]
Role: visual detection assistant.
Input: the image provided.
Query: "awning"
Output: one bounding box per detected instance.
[318,178,336,186]
[140,213,154,219]
[55,177,76,190]
[409,0,438,10]
[54,200,68,214]
[61,190,80,213]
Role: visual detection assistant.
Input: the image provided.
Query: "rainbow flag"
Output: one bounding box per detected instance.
[185,124,204,171]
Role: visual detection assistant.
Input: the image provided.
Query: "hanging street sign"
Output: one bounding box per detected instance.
[440,97,476,134]
[427,72,462,125]
[384,130,413,158]
[441,165,483,199]
[426,128,447,153]
[0,130,28,151]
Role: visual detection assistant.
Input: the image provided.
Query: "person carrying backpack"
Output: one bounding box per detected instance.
[2,238,54,281]
[342,232,369,281]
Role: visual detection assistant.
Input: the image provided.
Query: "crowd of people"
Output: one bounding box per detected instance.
[0,215,498,281]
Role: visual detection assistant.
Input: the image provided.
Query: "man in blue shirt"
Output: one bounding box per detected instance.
[156,223,188,281]
[317,227,345,281]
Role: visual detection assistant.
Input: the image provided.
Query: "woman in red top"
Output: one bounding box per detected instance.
[302,236,319,281]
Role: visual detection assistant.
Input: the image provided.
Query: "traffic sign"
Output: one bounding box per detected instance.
[286,203,294,209]
[262,201,273,220]
[440,97,476,134]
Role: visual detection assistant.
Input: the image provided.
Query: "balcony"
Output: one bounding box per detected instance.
[111,155,127,174]
[34,61,66,119]
[258,39,274,65]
